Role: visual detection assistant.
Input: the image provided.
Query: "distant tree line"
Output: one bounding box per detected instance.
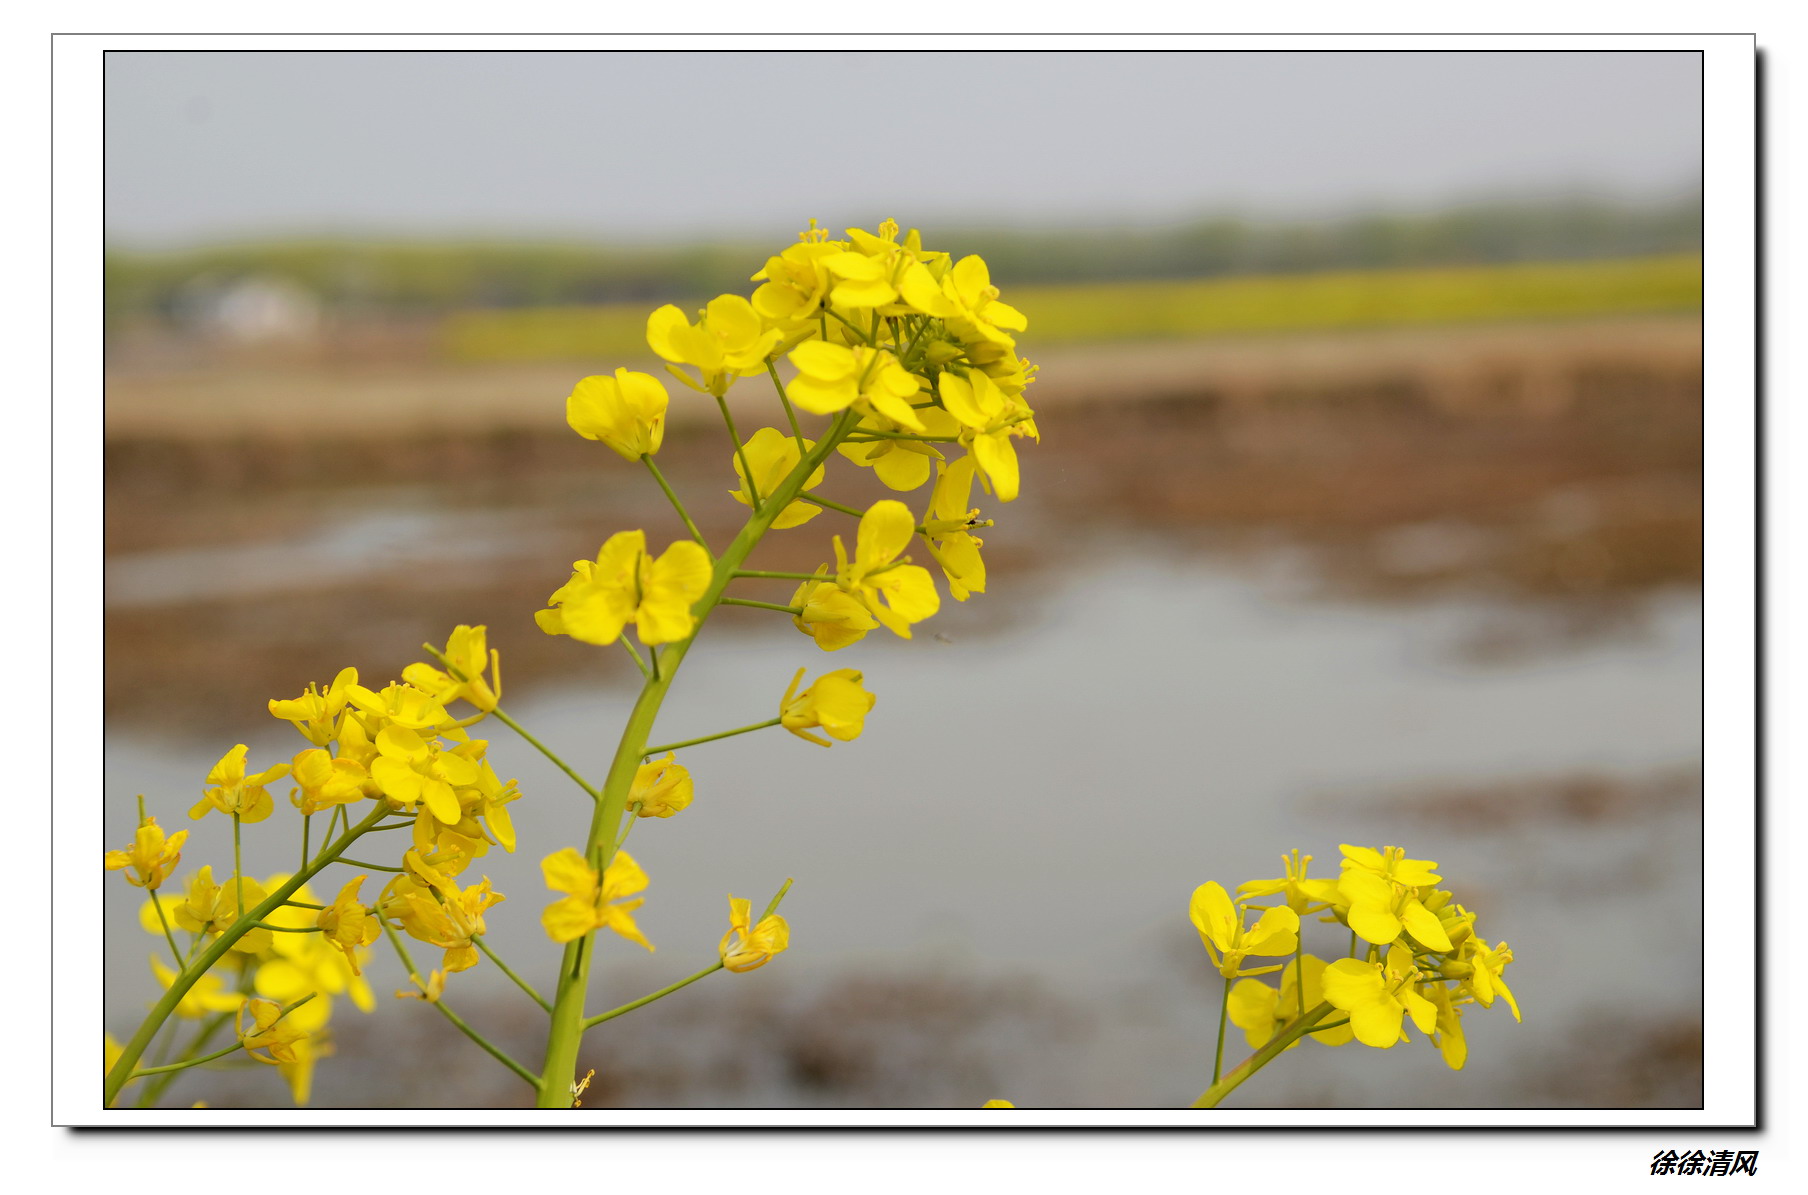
[105,194,1702,323]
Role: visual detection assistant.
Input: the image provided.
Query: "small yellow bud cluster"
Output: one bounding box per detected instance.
[1200,845,1521,1072]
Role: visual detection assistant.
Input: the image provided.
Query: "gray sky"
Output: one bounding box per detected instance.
[104,50,1703,248]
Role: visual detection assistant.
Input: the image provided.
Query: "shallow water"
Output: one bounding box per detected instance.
[104,542,1702,1108]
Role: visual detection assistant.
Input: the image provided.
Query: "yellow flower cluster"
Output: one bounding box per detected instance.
[529,220,1038,975]
[108,624,524,1104]
[139,869,377,1104]
[541,218,1038,656]
[1198,846,1521,1071]
[261,628,521,854]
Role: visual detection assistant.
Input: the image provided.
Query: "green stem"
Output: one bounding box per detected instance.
[824,306,873,344]
[1213,974,1231,1085]
[642,455,712,556]
[301,813,310,869]
[1192,1001,1335,1109]
[420,645,607,805]
[766,360,808,457]
[643,717,782,758]
[128,1040,247,1078]
[126,993,317,1082]
[138,1008,234,1107]
[232,814,244,927]
[1296,938,1306,1021]
[473,934,552,1013]
[336,858,404,872]
[252,922,322,933]
[104,804,390,1107]
[798,491,865,519]
[150,889,184,968]
[620,637,651,678]
[581,962,723,1030]
[535,408,859,1108]
[733,569,824,581]
[715,393,761,512]
[380,921,540,1089]
[720,597,804,615]
[490,705,603,803]
[843,431,960,443]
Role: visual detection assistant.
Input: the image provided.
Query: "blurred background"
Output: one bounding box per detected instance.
[103,50,1703,1110]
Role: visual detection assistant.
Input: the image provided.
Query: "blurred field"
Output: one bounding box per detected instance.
[438,254,1701,363]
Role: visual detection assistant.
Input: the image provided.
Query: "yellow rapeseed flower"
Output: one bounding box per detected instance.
[647,295,781,395]
[1189,881,1300,978]
[785,342,923,428]
[237,998,307,1067]
[268,667,359,746]
[289,748,368,816]
[317,876,381,975]
[923,457,988,601]
[1225,954,1353,1051]
[729,427,826,529]
[1238,850,1340,915]
[540,847,654,950]
[936,369,1030,503]
[719,895,789,972]
[369,724,480,825]
[403,624,501,713]
[535,530,712,646]
[630,753,693,819]
[832,499,940,638]
[190,745,290,824]
[838,407,959,492]
[779,666,876,748]
[105,815,187,889]
[1321,942,1439,1049]
[790,571,878,651]
[566,368,669,459]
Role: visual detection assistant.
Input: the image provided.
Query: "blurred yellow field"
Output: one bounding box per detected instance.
[442,253,1702,363]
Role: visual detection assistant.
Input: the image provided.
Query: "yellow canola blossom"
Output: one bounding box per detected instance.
[105,816,187,889]
[648,295,781,395]
[1226,954,1353,1051]
[1189,881,1299,979]
[191,745,290,824]
[832,500,940,639]
[536,530,711,647]
[923,457,987,602]
[566,368,669,460]
[1321,942,1439,1050]
[785,342,923,428]
[345,680,457,735]
[268,667,359,746]
[289,748,368,817]
[838,407,959,493]
[369,725,481,825]
[729,427,826,529]
[790,571,879,652]
[719,895,790,973]
[1237,849,1340,915]
[779,666,876,747]
[317,876,382,974]
[540,847,655,950]
[237,998,308,1066]
[403,624,501,714]
[936,369,1032,504]
[630,753,693,819]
